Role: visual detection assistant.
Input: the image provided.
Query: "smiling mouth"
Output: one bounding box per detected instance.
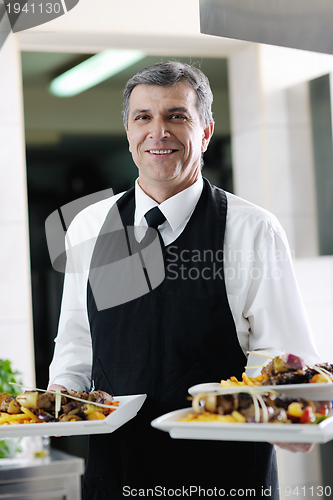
[147,149,177,155]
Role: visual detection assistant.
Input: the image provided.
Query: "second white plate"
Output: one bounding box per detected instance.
[151,408,333,443]
[188,382,333,401]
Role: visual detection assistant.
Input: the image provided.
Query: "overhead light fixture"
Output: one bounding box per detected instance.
[49,49,145,97]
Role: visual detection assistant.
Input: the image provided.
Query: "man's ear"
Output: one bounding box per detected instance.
[124,123,132,153]
[201,122,214,153]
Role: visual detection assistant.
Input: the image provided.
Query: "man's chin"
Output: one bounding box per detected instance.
[141,167,183,184]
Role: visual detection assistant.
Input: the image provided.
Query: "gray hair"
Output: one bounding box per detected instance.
[123,61,214,129]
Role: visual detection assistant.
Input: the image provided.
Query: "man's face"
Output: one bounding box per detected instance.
[125,82,213,194]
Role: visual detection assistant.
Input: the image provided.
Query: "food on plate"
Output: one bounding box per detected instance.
[0,389,118,425]
[182,390,332,424]
[219,353,333,388]
[219,372,265,388]
[261,354,333,386]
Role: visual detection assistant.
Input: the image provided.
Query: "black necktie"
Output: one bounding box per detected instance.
[141,207,166,248]
[145,207,166,229]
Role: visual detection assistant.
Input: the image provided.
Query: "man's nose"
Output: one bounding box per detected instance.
[148,118,170,140]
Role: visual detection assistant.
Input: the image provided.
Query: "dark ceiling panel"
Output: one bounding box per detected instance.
[21,53,229,92]
[200,0,333,54]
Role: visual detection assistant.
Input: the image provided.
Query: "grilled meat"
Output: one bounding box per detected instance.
[0,393,21,414]
[261,360,333,386]
[215,393,253,414]
[16,391,67,411]
[197,391,330,424]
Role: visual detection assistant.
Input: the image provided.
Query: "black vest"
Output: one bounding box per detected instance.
[84,179,278,499]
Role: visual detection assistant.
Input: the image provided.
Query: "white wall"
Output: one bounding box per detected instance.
[276,445,323,500]
[0,34,35,386]
[294,256,333,363]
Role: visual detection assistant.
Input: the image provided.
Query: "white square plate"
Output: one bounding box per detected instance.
[151,408,333,443]
[0,394,146,438]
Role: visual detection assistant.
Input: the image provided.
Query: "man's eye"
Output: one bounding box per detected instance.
[135,115,149,121]
[170,114,186,120]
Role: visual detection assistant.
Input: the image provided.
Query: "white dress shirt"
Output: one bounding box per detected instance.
[49,175,321,391]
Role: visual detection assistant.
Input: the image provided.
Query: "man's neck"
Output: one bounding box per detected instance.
[138,174,200,204]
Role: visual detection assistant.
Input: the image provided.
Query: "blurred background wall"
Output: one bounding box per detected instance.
[1,0,333,498]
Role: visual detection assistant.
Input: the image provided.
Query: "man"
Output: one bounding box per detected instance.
[49,61,321,499]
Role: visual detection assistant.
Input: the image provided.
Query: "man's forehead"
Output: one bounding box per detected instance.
[129,82,197,109]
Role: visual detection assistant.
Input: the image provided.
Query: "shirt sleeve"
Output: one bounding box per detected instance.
[48,215,95,391]
[48,194,123,391]
[48,267,92,391]
[243,223,321,375]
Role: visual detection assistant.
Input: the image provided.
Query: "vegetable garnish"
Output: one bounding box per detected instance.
[246,351,274,359]
[255,392,269,423]
[252,392,260,423]
[55,390,61,419]
[309,366,333,383]
[9,383,118,409]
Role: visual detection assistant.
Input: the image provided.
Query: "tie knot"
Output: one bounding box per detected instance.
[145,207,166,230]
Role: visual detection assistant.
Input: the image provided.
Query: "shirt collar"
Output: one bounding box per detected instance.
[134,175,203,231]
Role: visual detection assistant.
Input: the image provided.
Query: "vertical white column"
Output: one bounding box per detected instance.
[228,44,270,209]
[0,33,35,386]
[228,43,319,257]
[285,82,319,257]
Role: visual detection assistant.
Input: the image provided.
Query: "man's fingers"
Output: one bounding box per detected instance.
[270,442,315,453]
[48,384,68,392]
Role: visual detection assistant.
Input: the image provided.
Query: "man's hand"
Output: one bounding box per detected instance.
[48,384,67,392]
[270,442,314,453]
